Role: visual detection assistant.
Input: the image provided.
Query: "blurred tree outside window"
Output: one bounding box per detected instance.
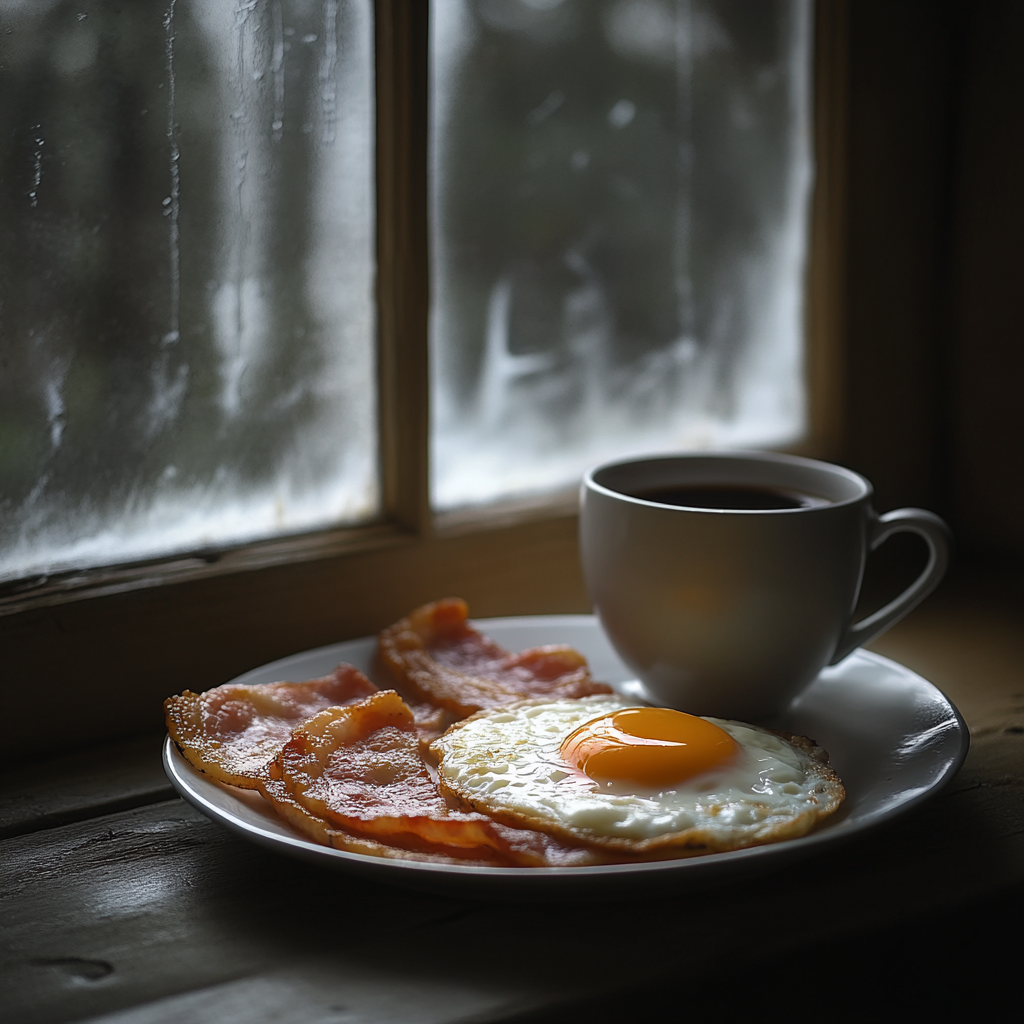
[0,0,376,584]
[431,0,813,509]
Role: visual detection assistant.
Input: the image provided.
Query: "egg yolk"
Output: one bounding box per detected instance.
[560,707,739,788]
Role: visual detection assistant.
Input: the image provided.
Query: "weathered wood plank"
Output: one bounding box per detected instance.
[0,799,545,1024]
[0,734,171,841]
[2,729,1021,1024]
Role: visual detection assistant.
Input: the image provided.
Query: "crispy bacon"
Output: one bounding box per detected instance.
[274,690,601,866]
[165,664,377,789]
[256,777,506,865]
[378,598,613,717]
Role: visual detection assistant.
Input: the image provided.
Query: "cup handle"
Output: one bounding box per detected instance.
[829,508,952,665]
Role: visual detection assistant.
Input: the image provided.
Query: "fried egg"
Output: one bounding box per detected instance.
[431,695,844,854]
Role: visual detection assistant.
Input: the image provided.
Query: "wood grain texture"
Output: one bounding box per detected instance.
[0,734,170,841]
[2,728,1021,1024]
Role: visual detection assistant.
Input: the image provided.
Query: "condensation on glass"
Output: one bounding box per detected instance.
[0,0,376,582]
[431,0,813,509]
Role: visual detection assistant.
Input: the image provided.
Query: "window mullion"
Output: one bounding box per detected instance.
[803,0,850,461]
[375,0,432,537]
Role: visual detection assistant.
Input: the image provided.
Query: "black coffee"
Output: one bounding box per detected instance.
[629,485,829,511]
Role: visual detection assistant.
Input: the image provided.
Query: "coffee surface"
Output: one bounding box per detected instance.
[628,485,829,511]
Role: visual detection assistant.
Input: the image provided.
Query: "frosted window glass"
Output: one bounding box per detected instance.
[431,0,813,509]
[0,0,376,583]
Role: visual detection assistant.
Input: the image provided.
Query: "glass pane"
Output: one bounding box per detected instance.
[431,0,813,509]
[0,0,376,582]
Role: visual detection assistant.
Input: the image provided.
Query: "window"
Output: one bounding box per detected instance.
[1,0,377,583]
[431,0,814,509]
[0,0,844,759]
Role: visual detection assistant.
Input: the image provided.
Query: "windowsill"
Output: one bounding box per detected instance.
[1,486,585,618]
[0,521,413,619]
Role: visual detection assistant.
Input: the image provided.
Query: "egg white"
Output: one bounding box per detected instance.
[431,695,845,853]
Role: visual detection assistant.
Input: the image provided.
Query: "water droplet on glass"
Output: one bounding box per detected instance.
[608,99,636,129]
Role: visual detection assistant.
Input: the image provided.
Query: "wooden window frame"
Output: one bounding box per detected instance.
[0,0,848,762]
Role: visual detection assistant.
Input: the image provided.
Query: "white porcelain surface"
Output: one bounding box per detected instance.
[580,451,951,719]
[163,615,968,897]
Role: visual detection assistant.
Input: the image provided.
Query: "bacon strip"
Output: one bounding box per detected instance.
[378,598,612,717]
[256,778,506,865]
[274,690,601,866]
[165,665,377,789]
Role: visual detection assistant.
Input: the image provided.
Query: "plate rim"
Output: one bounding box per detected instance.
[163,615,970,891]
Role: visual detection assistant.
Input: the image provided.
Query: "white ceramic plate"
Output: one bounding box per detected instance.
[163,615,969,897]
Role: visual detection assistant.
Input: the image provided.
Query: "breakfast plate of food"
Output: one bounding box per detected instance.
[163,599,969,896]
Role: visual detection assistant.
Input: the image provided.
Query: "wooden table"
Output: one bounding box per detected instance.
[3,567,1022,1023]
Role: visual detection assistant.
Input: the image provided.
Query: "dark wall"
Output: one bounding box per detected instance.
[841,0,1024,561]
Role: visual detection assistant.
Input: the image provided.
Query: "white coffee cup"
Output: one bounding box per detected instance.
[579,451,951,719]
